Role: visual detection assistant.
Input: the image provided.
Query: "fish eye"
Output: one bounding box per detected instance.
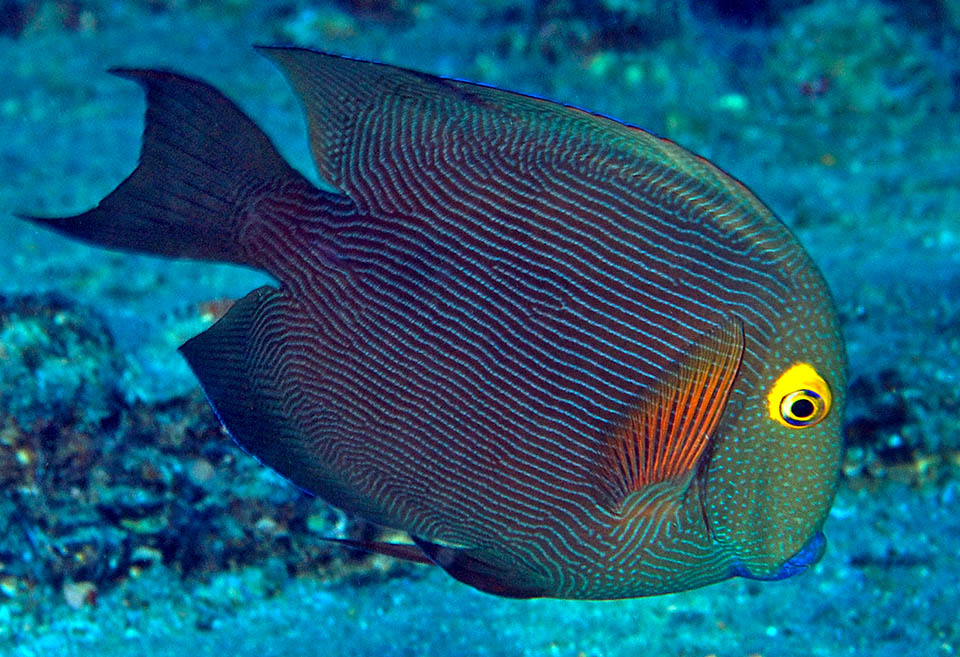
[779,390,824,427]
[767,363,831,429]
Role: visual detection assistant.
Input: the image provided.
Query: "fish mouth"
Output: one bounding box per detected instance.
[730,531,827,581]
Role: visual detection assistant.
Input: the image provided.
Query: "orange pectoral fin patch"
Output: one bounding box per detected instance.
[600,315,745,512]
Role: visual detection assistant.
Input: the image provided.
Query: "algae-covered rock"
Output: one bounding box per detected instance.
[0,292,120,428]
[0,292,394,594]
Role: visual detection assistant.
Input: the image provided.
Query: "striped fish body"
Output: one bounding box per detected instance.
[26,48,846,599]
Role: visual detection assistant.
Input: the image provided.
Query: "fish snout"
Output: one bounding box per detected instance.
[730,530,826,581]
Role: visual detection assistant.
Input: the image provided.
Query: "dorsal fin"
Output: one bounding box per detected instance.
[256,47,464,191]
[599,315,745,513]
[255,47,773,215]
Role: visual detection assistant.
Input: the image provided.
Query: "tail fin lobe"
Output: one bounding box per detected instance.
[24,68,306,267]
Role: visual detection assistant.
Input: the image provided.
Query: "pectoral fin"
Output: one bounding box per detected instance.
[597,315,745,519]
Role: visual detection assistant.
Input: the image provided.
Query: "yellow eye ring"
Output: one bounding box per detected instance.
[767,363,831,429]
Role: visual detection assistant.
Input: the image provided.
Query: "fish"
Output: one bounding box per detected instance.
[23,47,847,599]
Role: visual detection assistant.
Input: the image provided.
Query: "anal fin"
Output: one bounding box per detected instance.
[179,286,359,512]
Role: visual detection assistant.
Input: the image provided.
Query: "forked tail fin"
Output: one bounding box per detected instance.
[21,68,309,267]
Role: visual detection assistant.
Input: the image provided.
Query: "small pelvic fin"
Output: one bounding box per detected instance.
[411,536,549,599]
[599,315,745,513]
[322,538,435,565]
[325,534,549,598]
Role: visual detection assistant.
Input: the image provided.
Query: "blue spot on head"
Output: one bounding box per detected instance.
[731,531,826,581]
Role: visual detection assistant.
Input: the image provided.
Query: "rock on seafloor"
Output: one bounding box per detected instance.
[0,291,415,606]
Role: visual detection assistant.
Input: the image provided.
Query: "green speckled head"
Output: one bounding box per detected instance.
[707,261,846,579]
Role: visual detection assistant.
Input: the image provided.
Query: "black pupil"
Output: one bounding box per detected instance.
[791,397,816,419]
